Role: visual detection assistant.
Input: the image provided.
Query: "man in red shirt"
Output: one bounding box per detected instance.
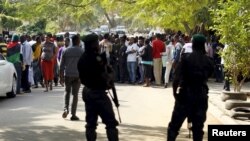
[152,34,165,85]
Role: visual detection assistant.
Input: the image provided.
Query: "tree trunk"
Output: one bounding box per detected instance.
[239,77,247,92]
[182,21,191,35]
[103,10,116,28]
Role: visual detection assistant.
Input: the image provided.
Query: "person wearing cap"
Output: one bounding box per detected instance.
[167,34,214,141]
[78,33,119,141]
[6,34,23,94]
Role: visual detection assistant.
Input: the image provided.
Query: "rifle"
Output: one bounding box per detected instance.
[108,86,122,123]
[101,52,122,123]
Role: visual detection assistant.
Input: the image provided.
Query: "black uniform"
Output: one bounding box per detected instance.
[118,43,128,83]
[78,51,119,141]
[167,51,214,141]
[111,42,121,82]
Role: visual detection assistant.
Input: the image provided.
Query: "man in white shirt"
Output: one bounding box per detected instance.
[99,33,112,64]
[137,37,145,84]
[20,35,33,93]
[161,39,174,88]
[126,37,139,84]
[182,42,193,53]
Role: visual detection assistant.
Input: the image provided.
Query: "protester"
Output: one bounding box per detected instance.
[141,38,153,87]
[0,36,7,57]
[20,35,33,93]
[152,34,165,86]
[31,36,43,88]
[126,37,139,84]
[161,38,174,88]
[60,35,83,121]
[41,33,56,92]
[6,35,23,94]
[118,36,128,83]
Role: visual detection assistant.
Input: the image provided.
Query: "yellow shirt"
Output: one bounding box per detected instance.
[0,43,7,57]
[33,43,42,60]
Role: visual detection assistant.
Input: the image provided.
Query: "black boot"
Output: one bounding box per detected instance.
[167,127,178,141]
[86,128,97,141]
[106,128,119,141]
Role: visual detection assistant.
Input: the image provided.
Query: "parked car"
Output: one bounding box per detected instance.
[116,30,126,37]
[0,53,17,98]
[56,32,78,38]
[90,28,102,35]
[115,25,127,33]
[100,25,110,34]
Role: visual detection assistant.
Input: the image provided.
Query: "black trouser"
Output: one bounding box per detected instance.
[21,65,31,91]
[222,65,230,91]
[167,95,208,141]
[33,60,42,86]
[54,62,59,85]
[112,63,120,82]
[64,76,81,116]
[82,87,119,141]
[119,62,128,82]
[214,64,224,82]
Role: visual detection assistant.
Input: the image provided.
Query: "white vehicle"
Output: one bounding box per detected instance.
[115,25,127,33]
[56,32,78,38]
[100,25,110,34]
[0,53,17,98]
[148,28,165,37]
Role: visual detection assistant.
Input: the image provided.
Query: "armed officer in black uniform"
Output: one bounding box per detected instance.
[77,34,119,141]
[167,34,214,141]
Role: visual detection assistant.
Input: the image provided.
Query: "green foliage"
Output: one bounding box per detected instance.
[0,14,22,30]
[106,0,212,34]
[211,0,250,92]
[0,1,22,30]
[45,21,60,34]
[2,0,215,33]
[17,19,46,34]
[5,0,97,31]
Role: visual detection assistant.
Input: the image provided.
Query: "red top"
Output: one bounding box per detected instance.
[7,42,19,48]
[152,39,165,58]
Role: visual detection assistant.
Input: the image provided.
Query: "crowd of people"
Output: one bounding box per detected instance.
[0,30,229,141]
[94,32,226,89]
[0,31,228,92]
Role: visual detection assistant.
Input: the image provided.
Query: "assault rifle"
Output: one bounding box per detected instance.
[106,65,122,123]
[101,52,122,123]
[108,85,122,123]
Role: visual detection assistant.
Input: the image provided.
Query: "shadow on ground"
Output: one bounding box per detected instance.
[0,125,84,141]
[118,123,208,141]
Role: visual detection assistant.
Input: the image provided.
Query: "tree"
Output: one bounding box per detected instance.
[5,0,97,32]
[211,0,250,92]
[17,19,46,34]
[0,1,22,32]
[108,0,214,34]
[2,0,219,35]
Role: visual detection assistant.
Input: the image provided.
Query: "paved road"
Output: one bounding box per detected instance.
[0,80,248,141]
